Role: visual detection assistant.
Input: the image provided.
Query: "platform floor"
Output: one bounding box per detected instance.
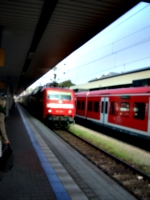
[0,104,137,200]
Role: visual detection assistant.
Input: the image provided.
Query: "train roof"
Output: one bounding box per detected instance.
[28,86,74,96]
[43,87,74,92]
[75,86,150,96]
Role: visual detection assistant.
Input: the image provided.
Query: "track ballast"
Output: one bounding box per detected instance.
[54,129,150,200]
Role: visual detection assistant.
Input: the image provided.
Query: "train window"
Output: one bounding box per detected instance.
[94,101,99,112]
[101,102,104,113]
[77,101,80,109]
[88,101,93,111]
[81,101,85,110]
[121,96,130,99]
[60,92,71,100]
[105,102,108,114]
[48,93,59,100]
[120,102,130,117]
[110,102,115,115]
[47,91,71,100]
[133,102,145,120]
[110,102,119,115]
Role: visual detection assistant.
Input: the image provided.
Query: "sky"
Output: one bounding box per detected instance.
[28,1,150,90]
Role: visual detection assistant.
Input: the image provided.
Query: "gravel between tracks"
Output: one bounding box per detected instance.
[70,124,150,168]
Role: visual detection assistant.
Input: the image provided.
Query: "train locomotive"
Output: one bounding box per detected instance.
[75,86,150,140]
[19,86,75,128]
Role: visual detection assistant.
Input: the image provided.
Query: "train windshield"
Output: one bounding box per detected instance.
[47,91,72,100]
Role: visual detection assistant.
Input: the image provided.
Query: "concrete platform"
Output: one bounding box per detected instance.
[0,104,137,200]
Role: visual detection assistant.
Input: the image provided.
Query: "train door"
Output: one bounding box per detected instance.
[86,96,101,120]
[99,97,109,124]
[76,97,86,118]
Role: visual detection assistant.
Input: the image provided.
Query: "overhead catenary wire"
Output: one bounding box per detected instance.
[63,37,150,74]
[53,3,150,85]
[74,55,150,81]
[72,2,150,57]
[74,24,150,61]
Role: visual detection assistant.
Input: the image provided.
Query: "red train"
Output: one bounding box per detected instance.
[75,86,150,140]
[19,86,75,128]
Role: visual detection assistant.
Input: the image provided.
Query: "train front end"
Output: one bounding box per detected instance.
[44,88,75,128]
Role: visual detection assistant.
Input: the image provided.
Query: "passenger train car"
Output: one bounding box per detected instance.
[19,86,75,128]
[75,86,150,140]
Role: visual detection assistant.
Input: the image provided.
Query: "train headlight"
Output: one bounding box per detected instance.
[48,109,52,113]
[47,103,73,108]
[68,110,72,114]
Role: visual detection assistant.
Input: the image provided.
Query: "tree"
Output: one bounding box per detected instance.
[59,80,75,88]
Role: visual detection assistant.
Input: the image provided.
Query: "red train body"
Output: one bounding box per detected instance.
[75,86,150,140]
[20,86,75,128]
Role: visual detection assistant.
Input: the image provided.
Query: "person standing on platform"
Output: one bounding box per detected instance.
[0,97,10,180]
[0,97,9,145]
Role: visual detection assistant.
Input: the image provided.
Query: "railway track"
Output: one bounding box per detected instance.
[54,129,150,200]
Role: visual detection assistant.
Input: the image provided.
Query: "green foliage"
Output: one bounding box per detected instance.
[59,80,75,88]
[68,124,150,175]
